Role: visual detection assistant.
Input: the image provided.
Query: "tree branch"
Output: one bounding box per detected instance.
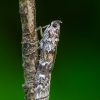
[19,0,62,100]
[19,0,38,100]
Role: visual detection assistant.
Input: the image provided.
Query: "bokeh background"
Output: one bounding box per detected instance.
[0,0,100,100]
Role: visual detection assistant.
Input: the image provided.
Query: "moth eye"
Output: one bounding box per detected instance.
[52,23,57,28]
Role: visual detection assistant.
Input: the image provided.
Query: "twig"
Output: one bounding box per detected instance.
[19,0,62,99]
[19,0,38,100]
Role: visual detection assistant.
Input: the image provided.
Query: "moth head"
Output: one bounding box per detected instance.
[51,20,62,28]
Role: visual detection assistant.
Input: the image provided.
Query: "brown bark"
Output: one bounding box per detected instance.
[19,0,62,99]
[19,0,38,100]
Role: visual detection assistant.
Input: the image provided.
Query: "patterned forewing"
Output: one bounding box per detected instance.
[34,21,61,100]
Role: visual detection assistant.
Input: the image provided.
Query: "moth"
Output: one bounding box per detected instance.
[34,20,62,100]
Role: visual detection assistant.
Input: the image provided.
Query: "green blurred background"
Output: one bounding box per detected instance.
[0,0,100,100]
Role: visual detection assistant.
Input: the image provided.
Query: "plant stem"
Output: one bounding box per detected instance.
[19,0,38,100]
[19,1,61,100]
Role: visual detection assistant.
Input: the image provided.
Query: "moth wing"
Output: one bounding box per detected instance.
[52,28,60,70]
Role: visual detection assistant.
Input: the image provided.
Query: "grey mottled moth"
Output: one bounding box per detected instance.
[34,20,62,100]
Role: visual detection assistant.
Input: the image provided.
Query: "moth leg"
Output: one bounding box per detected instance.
[42,24,50,28]
[35,25,49,37]
[33,46,40,52]
[35,26,43,37]
[31,40,40,52]
[21,40,39,46]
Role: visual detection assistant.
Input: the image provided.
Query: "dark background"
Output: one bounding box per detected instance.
[0,0,100,100]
